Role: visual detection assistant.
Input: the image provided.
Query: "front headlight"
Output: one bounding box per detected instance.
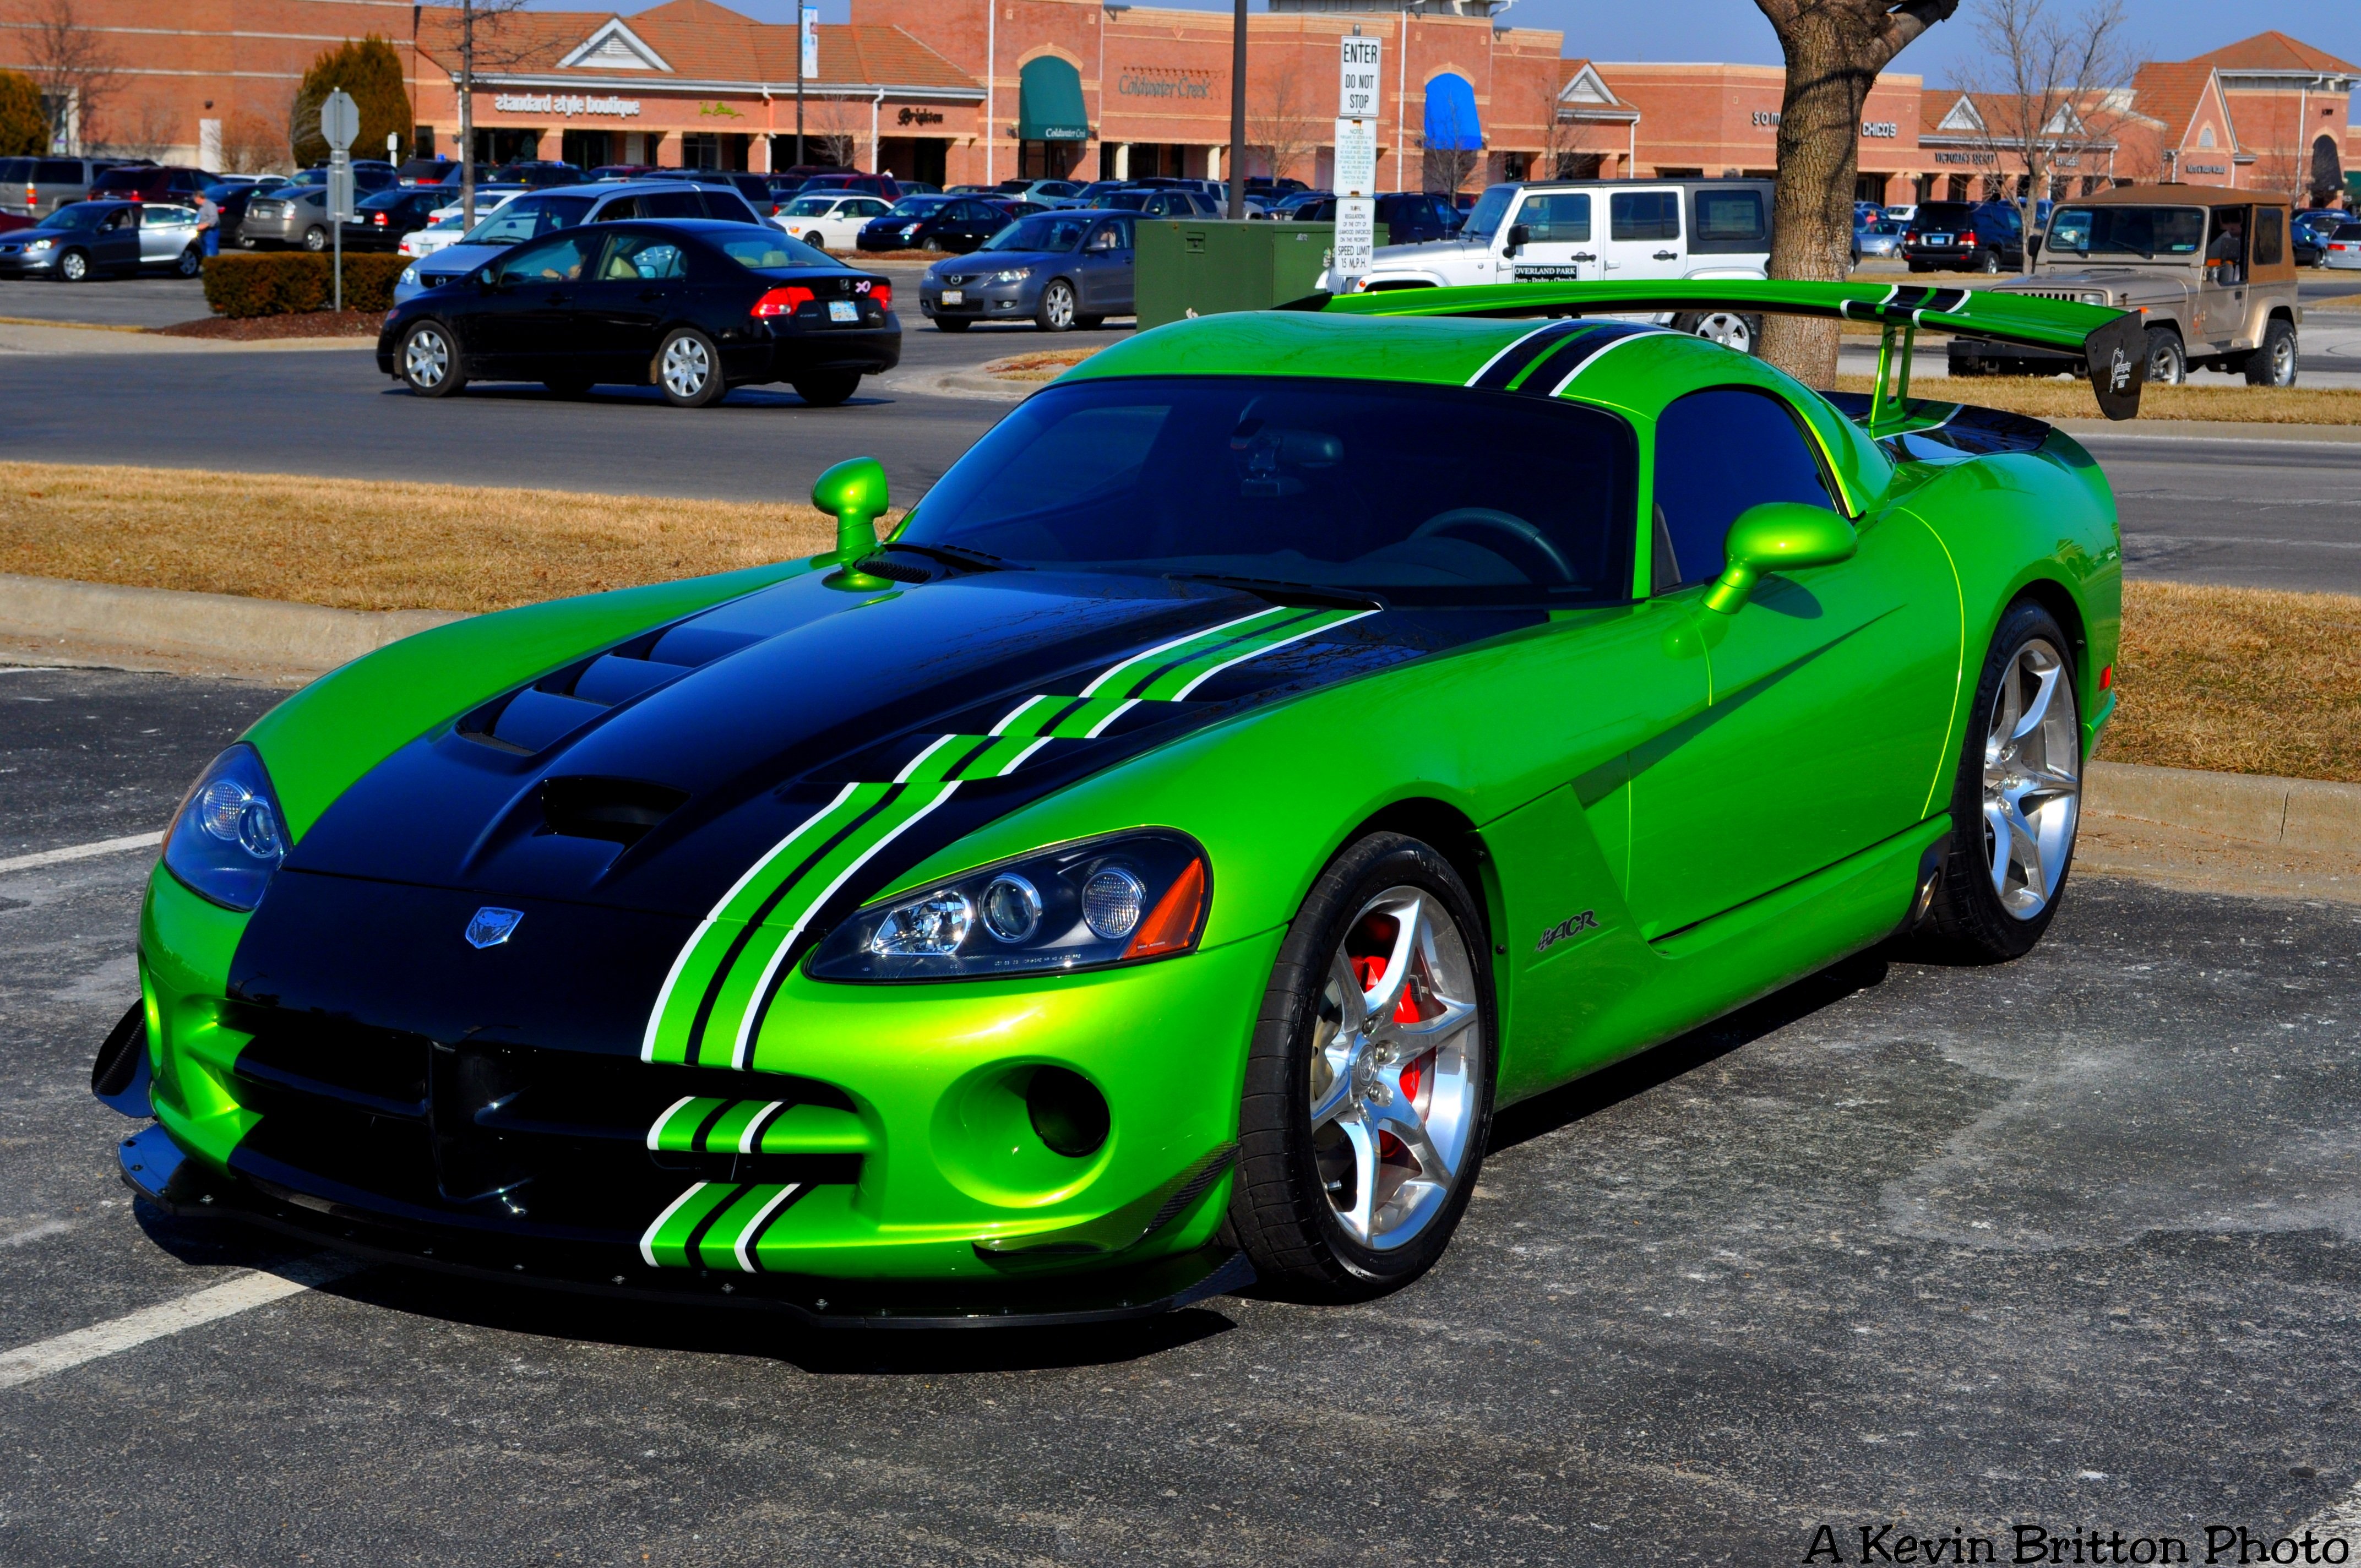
[399,263,418,286]
[806,830,1209,983]
[991,266,1032,283]
[901,223,921,236]
[26,238,52,251]
[161,744,287,911]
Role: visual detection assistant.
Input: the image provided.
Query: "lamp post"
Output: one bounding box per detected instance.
[795,0,806,171]
[1227,0,1247,217]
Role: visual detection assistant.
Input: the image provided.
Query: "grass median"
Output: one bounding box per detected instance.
[2,461,2352,782]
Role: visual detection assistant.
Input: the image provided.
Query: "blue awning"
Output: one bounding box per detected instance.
[1019,56,1089,143]
[1423,74,1481,152]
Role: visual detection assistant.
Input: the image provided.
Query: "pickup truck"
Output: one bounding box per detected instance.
[1951,184,2300,386]
[1321,177,1777,352]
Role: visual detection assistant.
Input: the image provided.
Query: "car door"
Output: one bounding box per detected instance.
[476,228,603,375]
[139,204,195,264]
[2199,205,2251,347]
[953,199,1002,249]
[1074,217,1134,312]
[834,198,886,248]
[1598,188,1685,279]
[1505,191,1595,282]
[94,207,141,272]
[1622,385,1961,940]
[576,227,688,378]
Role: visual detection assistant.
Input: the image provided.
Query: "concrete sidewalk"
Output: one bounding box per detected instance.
[0,319,373,355]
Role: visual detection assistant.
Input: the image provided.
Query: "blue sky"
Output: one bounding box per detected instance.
[545,0,2361,117]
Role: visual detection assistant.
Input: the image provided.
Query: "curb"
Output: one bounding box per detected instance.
[0,573,465,674]
[2083,760,2359,856]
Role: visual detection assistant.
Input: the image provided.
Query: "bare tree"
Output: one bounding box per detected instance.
[1753,0,1959,384]
[220,107,287,173]
[805,93,862,171]
[102,94,181,159]
[1247,61,1321,186]
[14,0,121,155]
[1534,72,1580,179]
[1961,0,2132,273]
[421,0,531,226]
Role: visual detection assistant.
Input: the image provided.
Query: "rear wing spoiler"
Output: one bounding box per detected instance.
[1280,279,2150,423]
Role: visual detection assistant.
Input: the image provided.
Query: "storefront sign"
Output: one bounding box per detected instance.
[1340,36,1381,121]
[1934,150,1996,166]
[1750,110,1900,140]
[1118,68,1213,100]
[897,106,944,127]
[699,101,745,118]
[2184,162,2227,175]
[491,92,641,118]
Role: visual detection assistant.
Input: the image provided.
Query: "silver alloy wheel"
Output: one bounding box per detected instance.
[403,327,450,389]
[58,249,86,281]
[177,247,202,277]
[1981,636,2081,920]
[1041,280,1074,329]
[1308,886,1482,1251]
[660,334,710,399]
[2265,332,2297,385]
[303,227,326,252]
[1691,311,1753,353]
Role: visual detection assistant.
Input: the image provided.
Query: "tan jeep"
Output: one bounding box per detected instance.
[1949,184,2300,386]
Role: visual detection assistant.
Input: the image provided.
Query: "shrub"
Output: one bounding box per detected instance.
[0,69,43,159]
[203,252,410,317]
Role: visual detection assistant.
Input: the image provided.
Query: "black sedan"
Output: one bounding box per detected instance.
[377,219,899,409]
[856,194,1011,254]
[342,188,450,252]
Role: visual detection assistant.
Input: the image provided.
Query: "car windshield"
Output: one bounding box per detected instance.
[900,376,1636,605]
[888,196,949,217]
[2044,205,2206,258]
[716,232,841,270]
[982,214,1092,252]
[1461,185,1515,244]
[463,193,594,245]
[40,203,110,231]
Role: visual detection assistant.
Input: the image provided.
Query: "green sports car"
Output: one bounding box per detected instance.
[100,280,2141,1325]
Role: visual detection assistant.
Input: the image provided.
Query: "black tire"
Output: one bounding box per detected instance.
[175,246,203,279]
[2143,326,2186,386]
[302,226,327,253]
[1228,832,1497,1300]
[654,327,726,407]
[921,236,944,253]
[56,248,89,282]
[933,316,972,332]
[396,320,467,397]
[2244,318,2298,387]
[1923,600,2083,962]
[1975,248,2002,275]
[1907,260,1929,274]
[542,377,594,399]
[1034,277,1077,331]
[791,369,860,406]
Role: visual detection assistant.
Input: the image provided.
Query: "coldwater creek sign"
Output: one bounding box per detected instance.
[489,93,643,117]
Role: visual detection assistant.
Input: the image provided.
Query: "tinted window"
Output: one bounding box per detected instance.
[1517,193,1590,242]
[42,203,105,230]
[715,232,837,269]
[2254,207,2283,267]
[984,214,1092,252]
[643,190,704,219]
[501,231,600,282]
[0,159,26,183]
[39,160,83,182]
[889,196,949,216]
[1691,188,1767,253]
[600,232,689,280]
[593,194,644,221]
[697,190,759,224]
[904,376,1637,605]
[1086,219,1131,251]
[1914,203,1974,228]
[1652,388,1835,591]
[1611,190,1680,242]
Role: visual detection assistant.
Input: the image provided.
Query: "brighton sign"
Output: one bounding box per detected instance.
[489,93,643,118]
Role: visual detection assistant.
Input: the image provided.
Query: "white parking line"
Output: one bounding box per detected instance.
[0,1255,362,1391]
[0,666,64,676]
[0,831,164,875]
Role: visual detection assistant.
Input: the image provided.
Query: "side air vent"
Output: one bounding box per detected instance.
[541,776,692,845]
[853,556,931,584]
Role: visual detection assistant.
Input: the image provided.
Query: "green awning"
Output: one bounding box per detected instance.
[1019,56,1089,143]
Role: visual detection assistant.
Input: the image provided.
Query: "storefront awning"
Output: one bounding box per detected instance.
[1423,73,1482,151]
[1019,56,1089,142]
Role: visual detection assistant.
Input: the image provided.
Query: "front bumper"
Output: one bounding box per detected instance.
[0,251,56,275]
[920,278,1036,322]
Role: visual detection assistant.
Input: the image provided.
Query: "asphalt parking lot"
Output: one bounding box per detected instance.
[4,666,2361,1565]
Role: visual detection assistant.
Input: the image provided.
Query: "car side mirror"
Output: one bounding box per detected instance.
[1504,223,1530,256]
[813,455,894,591]
[1702,502,1858,614]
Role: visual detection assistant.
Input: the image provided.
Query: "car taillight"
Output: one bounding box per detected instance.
[1961,229,1977,246]
[752,285,815,318]
[868,281,891,313]
[372,213,387,225]
[1904,230,1917,244]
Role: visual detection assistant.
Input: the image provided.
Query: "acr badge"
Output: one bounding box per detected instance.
[1535,910,1599,955]
[465,907,525,949]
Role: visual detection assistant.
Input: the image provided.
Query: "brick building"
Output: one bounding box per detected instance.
[2127,32,2358,198]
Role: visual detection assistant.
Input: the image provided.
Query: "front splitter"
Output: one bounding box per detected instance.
[117,1124,1254,1331]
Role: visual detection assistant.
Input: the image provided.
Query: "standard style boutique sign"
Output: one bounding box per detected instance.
[490,92,643,117]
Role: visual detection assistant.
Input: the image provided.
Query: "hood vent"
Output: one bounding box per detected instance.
[541,776,691,845]
[458,624,765,756]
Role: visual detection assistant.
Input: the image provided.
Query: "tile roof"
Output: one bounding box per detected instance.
[2128,61,2220,148]
[2187,31,2358,77]
[415,6,976,91]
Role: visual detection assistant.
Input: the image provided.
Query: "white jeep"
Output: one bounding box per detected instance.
[1323,178,1777,353]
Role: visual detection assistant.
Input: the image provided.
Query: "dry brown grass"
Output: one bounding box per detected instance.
[2305,291,2361,311]
[982,346,1103,382]
[1831,372,2361,424]
[0,462,844,615]
[2102,580,2361,783]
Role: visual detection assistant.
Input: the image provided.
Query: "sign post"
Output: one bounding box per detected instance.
[320,89,358,314]
[1332,36,1380,290]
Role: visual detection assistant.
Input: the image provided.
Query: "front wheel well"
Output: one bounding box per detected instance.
[1339,798,1494,946]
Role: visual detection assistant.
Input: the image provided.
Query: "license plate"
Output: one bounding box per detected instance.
[828,300,859,323]
[939,288,963,306]
[1928,235,1952,245]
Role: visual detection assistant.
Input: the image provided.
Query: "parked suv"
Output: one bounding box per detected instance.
[1,157,133,219]
[1288,192,1460,243]
[89,165,216,204]
[1900,199,2025,273]
[1330,177,1776,352]
[392,179,769,302]
[1951,186,2301,386]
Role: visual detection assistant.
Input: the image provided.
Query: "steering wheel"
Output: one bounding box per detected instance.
[1410,508,1576,584]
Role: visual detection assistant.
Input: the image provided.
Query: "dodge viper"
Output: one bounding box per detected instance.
[98,280,2142,1326]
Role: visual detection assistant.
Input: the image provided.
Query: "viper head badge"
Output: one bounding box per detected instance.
[465,907,524,949]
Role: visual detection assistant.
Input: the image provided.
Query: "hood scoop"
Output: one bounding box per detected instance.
[458,623,764,756]
[540,776,690,846]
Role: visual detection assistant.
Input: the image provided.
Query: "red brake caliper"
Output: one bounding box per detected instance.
[1351,953,1428,1159]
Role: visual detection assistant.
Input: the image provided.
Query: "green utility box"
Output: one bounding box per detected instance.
[1134,220,1388,329]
